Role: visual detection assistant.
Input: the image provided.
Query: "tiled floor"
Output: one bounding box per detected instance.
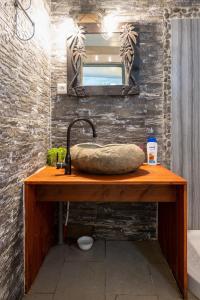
[23,240,198,300]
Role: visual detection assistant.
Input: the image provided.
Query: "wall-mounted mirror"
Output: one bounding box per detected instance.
[83,33,125,86]
[67,22,139,97]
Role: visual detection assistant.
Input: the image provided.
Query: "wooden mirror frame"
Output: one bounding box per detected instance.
[67,22,139,97]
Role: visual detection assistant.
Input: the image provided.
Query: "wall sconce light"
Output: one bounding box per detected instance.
[65,17,77,37]
[52,16,77,58]
[101,13,119,40]
[56,17,77,43]
[96,9,119,40]
[77,11,119,40]
[56,17,77,39]
[14,0,35,41]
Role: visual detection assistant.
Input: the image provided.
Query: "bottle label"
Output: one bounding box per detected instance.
[149,153,155,163]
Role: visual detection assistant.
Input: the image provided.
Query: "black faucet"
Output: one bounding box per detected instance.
[57,118,97,175]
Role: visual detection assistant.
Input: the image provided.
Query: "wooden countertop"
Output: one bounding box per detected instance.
[24,164,186,185]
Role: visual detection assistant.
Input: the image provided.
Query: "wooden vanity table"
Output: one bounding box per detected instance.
[24,164,187,298]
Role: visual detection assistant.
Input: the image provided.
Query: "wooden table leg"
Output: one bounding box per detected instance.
[158,184,187,299]
[24,184,55,293]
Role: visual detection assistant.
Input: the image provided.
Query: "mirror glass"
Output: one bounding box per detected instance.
[82,33,125,86]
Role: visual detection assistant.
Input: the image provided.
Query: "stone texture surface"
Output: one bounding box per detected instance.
[51,0,200,240]
[0,0,51,299]
[1,1,200,298]
[71,143,145,174]
[68,202,157,240]
[51,1,165,241]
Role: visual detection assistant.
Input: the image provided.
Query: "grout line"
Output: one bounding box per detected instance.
[52,251,65,298]
[105,239,107,259]
[49,61,52,148]
[49,0,52,150]
[29,292,54,295]
[105,240,107,298]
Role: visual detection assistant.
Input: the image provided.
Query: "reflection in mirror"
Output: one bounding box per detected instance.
[83,33,125,86]
[83,65,124,85]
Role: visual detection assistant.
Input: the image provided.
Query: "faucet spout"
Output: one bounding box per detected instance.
[64,118,97,175]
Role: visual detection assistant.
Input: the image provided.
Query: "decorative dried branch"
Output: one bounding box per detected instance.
[120,23,138,86]
[67,25,86,94]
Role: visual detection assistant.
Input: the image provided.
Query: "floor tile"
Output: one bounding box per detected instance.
[65,240,105,262]
[43,245,66,267]
[106,295,158,300]
[106,262,154,295]
[158,294,199,300]
[30,264,61,293]
[158,295,183,300]
[150,263,176,284]
[106,241,166,265]
[188,291,200,299]
[54,261,105,300]
[106,260,154,294]
[29,245,67,293]
[106,241,145,263]
[53,291,105,300]
[106,241,154,295]
[118,297,158,300]
[150,264,182,298]
[133,241,167,265]
[26,241,189,300]
[23,294,54,300]
[106,295,116,300]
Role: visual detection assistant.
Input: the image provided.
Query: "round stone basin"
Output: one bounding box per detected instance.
[71,143,145,175]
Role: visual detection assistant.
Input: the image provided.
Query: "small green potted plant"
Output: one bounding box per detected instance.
[47,147,67,166]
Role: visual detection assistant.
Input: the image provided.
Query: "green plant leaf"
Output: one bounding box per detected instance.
[47,147,67,166]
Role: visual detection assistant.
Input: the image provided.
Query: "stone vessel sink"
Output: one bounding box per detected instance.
[71,143,145,175]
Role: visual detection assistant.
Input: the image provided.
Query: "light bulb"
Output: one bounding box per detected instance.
[53,17,76,57]
[102,13,118,39]
[58,18,76,38]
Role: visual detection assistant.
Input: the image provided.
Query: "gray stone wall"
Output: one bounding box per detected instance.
[51,1,165,240]
[0,0,200,298]
[51,0,200,240]
[0,0,51,299]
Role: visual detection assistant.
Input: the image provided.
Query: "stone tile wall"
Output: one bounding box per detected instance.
[0,0,200,298]
[1,0,200,298]
[51,1,164,241]
[0,0,51,299]
[51,0,200,240]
